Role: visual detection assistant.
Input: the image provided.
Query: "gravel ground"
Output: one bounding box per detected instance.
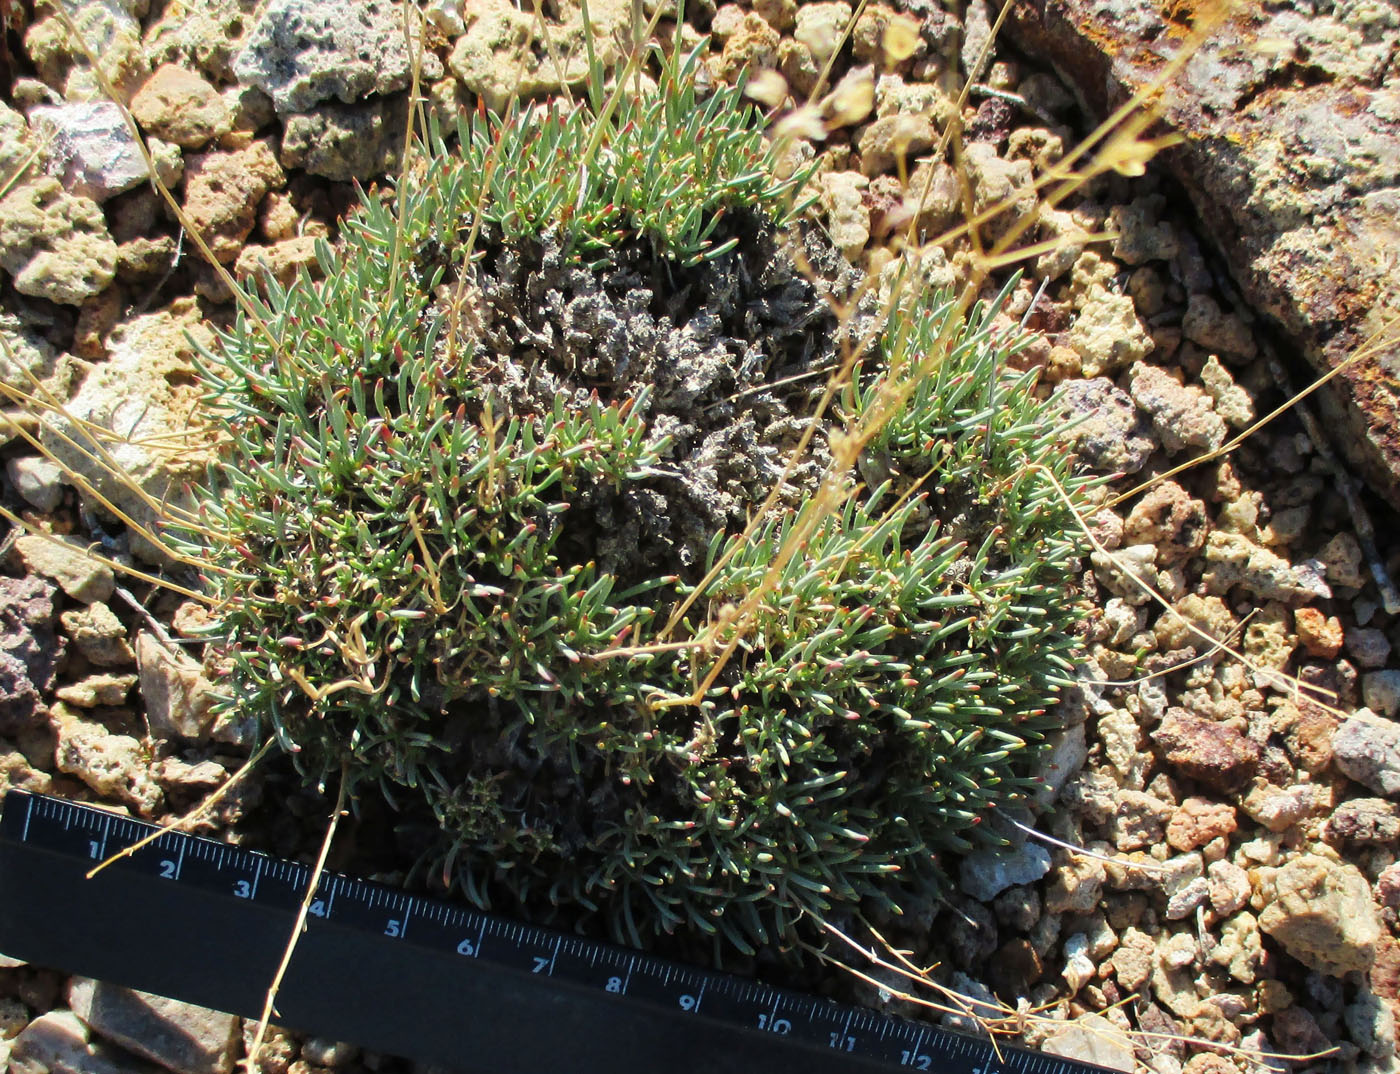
[1,1,1399,1073]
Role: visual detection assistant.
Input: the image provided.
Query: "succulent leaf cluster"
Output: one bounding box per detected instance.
[453,37,817,268]
[181,41,1088,957]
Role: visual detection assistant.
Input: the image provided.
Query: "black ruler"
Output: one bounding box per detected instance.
[0,790,1108,1074]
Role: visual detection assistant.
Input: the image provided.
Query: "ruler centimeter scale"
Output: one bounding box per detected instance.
[0,791,1112,1074]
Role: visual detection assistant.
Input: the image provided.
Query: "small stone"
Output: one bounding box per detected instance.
[68,978,240,1074]
[1201,530,1328,605]
[958,841,1052,901]
[1206,859,1250,916]
[234,236,320,287]
[130,64,232,149]
[817,171,870,261]
[1042,1014,1135,1072]
[1273,1005,1331,1058]
[1110,927,1154,990]
[1044,854,1106,913]
[1107,791,1172,852]
[962,142,1038,243]
[29,101,148,202]
[1320,532,1366,589]
[1326,798,1400,845]
[51,702,161,814]
[1347,627,1393,669]
[14,534,114,604]
[60,603,135,667]
[1334,712,1400,798]
[1209,911,1263,984]
[9,1009,151,1074]
[1199,355,1254,428]
[5,456,65,513]
[1053,377,1155,474]
[1240,780,1323,833]
[1181,293,1257,359]
[1090,544,1157,606]
[1344,988,1397,1060]
[279,98,406,181]
[1151,709,1260,793]
[711,12,779,84]
[1109,195,1179,266]
[232,0,425,114]
[299,1040,359,1068]
[137,633,218,740]
[55,673,138,708]
[1167,797,1237,852]
[1165,877,1209,920]
[1122,480,1207,564]
[0,178,118,305]
[1295,606,1345,659]
[793,1,852,63]
[1363,671,1400,719]
[182,139,285,264]
[1256,854,1381,977]
[1126,361,1228,455]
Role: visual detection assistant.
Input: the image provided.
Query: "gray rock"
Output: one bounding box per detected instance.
[5,455,65,513]
[1126,361,1228,455]
[9,1009,156,1074]
[279,97,406,181]
[51,702,162,814]
[1001,0,1400,512]
[958,841,1052,900]
[68,978,240,1074]
[1334,711,1400,798]
[1363,670,1400,719]
[0,575,65,737]
[1348,627,1393,669]
[29,101,147,202]
[1042,1014,1135,1072]
[14,534,114,604]
[1052,377,1154,474]
[232,0,426,114]
[137,632,219,740]
[0,178,118,305]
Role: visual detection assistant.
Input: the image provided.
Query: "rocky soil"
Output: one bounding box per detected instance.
[1,1,1399,1073]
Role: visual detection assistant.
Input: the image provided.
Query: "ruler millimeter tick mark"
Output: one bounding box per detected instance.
[0,791,1117,1074]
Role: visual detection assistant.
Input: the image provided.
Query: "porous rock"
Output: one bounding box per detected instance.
[1052,377,1154,474]
[1001,0,1400,510]
[0,178,118,305]
[181,139,285,264]
[1151,708,1259,793]
[1065,287,1153,378]
[1333,711,1400,798]
[61,603,136,667]
[450,0,629,113]
[51,702,162,814]
[278,97,406,181]
[0,576,66,736]
[1256,854,1381,977]
[232,0,427,114]
[131,63,232,148]
[68,978,240,1074]
[40,299,222,565]
[1126,361,1227,455]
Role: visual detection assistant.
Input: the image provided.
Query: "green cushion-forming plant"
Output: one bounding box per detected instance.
[177,30,1088,957]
